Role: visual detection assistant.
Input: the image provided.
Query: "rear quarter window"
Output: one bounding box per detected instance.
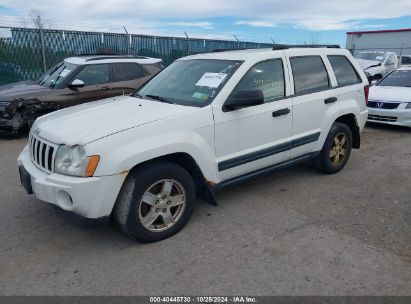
[290,56,330,95]
[328,55,361,86]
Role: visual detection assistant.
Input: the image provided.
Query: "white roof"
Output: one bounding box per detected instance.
[64,56,162,65]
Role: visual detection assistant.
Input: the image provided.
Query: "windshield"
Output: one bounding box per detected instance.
[355,53,385,62]
[378,70,411,87]
[38,62,78,88]
[135,59,242,107]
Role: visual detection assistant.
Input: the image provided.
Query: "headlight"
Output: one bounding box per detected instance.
[54,145,100,177]
[406,103,411,109]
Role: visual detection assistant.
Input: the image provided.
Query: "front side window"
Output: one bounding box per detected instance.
[328,55,361,87]
[401,56,411,65]
[290,56,330,95]
[378,70,411,87]
[75,64,110,85]
[113,63,144,82]
[231,59,285,103]
[136,59,242,107]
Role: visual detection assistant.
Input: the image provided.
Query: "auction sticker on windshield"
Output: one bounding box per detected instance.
[195,73,227,88]
[60,69,71,77]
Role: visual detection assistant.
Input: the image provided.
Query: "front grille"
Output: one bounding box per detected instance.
[29,133,58,173]
[367,101,401,109]
[368,114,397,122]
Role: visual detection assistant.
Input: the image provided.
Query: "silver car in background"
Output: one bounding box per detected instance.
[367,67,411,127]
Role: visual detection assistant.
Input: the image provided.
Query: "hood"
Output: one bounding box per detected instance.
[33,95,195,146]
[355,59,381,70]
[369,85,411,103]
[0,81,51,101]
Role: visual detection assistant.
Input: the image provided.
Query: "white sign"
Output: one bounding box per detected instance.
[60,69,71,77]
[195,73,227,88]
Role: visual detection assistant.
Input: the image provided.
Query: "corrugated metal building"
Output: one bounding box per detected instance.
[346,28,411,56]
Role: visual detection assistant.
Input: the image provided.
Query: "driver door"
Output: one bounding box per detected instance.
[213,57,293,181]
[65,64,115,107]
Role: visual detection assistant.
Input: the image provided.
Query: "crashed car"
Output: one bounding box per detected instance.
[354,51,398,82]
[0,55,163,135]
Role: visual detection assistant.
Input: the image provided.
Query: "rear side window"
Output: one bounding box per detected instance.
[290,56,330,95]
[113,63,144,82]
[328,55,361,87]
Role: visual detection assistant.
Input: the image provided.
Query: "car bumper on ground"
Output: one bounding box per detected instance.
[17,144,127,226]
[367,106,411,127]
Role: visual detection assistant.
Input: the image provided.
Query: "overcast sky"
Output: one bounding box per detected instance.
[1,0,411,45]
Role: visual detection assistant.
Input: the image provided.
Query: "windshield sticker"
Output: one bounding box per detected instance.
[195,73,227,88]
[192,92,209,101]
[60,69,71,77]
[376,56,384,60]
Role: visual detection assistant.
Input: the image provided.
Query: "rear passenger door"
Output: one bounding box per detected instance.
[111,62,147,95]
[287,55,337,158]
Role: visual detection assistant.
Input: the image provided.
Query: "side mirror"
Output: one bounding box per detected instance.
[68,79,85,89]
[223,89,264,112]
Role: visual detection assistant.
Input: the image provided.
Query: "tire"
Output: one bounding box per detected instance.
[114,160,196,242]
[314,122,353,174]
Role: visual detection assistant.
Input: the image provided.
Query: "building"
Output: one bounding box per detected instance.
[346,28,411,56]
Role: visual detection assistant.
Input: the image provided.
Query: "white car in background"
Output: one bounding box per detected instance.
[355,51,398,82]
[367,67,411,127]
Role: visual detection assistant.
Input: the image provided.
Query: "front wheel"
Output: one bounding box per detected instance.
[314,122,353,174]
[114,161,196,242]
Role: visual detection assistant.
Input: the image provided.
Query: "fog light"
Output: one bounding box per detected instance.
[56,190,73,208]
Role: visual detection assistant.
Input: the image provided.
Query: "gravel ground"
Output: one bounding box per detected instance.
[0,124,410,295]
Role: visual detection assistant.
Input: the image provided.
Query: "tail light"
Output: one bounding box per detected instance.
[364,85,370,105]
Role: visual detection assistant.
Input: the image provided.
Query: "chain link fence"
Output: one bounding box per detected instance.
[0,26,272,85]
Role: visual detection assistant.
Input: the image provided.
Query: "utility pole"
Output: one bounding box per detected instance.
[37,15,47,72]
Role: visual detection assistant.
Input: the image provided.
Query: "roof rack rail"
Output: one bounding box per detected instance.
[272,44,340,50]
[212,48,257,52]
[82,55,149,62]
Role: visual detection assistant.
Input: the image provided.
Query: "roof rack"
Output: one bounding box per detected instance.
[272,44,340,50]
[81,55,149,62]
[212,48,258,52]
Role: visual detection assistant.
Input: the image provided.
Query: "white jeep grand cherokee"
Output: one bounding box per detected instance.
[18,46,369,242]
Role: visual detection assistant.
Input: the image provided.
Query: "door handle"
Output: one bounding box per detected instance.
[101,86,110,90]
[324,97,337,104]
[272,108,290,117]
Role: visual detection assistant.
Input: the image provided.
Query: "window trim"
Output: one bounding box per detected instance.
[223,58,287,110]
[290,55,331,96]
[327,55,362,88]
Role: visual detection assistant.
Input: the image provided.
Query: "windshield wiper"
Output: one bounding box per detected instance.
[144,94,174,104]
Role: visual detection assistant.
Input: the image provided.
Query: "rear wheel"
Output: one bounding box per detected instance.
[314,122,352,174]
[114,161,196,242]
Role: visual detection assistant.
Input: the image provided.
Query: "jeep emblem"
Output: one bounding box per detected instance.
[34,128,40,135]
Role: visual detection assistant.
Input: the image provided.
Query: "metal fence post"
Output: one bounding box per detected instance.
[37,16,47,72]
[184,31,190,55]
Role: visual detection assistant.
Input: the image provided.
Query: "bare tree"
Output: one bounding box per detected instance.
[28,8,44,29]
[309,32,321,45]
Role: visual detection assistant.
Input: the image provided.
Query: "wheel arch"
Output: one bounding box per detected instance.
[334,113,360,149]
[126,152,217,205]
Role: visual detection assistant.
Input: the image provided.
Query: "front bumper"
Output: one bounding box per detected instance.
[367,105,411,127]
[17,144,127,222]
